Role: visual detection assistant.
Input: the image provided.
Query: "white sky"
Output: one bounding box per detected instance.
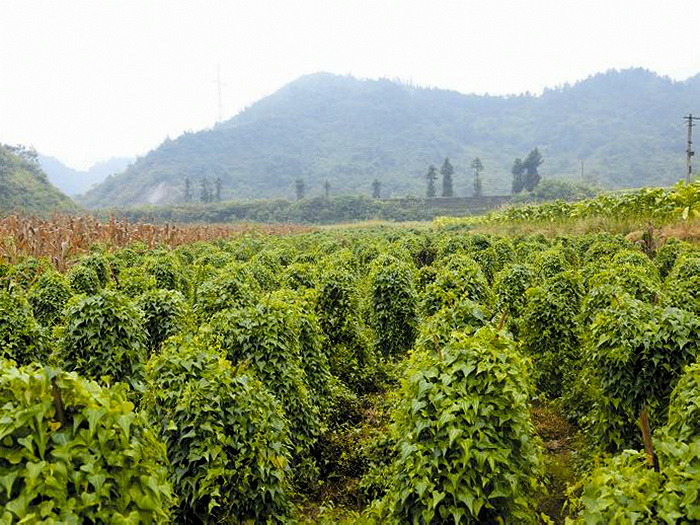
[2,0,700,169]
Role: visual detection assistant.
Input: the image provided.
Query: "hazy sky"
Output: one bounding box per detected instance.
[2,0,700,169]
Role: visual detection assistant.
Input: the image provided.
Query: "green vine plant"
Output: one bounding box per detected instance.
[375,327,544,524]
[0,361,175,522]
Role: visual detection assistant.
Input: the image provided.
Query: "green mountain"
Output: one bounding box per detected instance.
[79,68,700,208]
[0,144,77,214]
[39,155,134,196]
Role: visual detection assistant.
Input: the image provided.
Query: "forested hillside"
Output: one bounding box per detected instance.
[0,145,77,214]
[80,68,700,208]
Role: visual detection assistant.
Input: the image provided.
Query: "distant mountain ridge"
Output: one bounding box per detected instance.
[79,68,700,208]
[39,155,133,196]
[0,144,76,214]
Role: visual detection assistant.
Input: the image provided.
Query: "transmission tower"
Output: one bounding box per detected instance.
[216,64,223,122]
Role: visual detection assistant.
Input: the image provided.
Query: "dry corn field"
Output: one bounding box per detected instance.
[0,214,312,270]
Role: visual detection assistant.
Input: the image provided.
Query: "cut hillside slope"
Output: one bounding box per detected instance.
[80,68,700,208]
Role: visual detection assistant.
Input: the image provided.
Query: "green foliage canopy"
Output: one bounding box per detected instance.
[145,337,293,522]
[0,361,175,523]
[379,327,543,523]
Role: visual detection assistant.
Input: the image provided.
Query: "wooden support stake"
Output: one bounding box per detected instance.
[51,378,66,426]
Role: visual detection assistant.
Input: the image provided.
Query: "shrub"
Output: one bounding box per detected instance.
[666,282,700,316]
[464,234,500,283]
[76,252,111,287]
[512,235,549,261]
[325,375,364,431]
[192,250,232,270]
[421,254,493,316]
[56,290,148,390]
[284,262,317,289]
[393,233,436,268]
[434,235,471,260]
[116,266,157,298]
[369,255,418,358]
[571,423,700,522]
[319,389,398,507]
[579,284,631,328]
[611,249,658,279]
[144,337,293,523]
[110,245,145,270]
[652,436,700,521]
[552,236,580,266]
[520,271,583,398]
[547,268,584,304]
[581,260,668,333]
[352,239,384,270]
[316,266,360,347]
[27,270,72,327]
[0,361,175,523]
[671,253,700,285]
[589,263,662,300]
[468,233,492,252]
[490,237,516,272]
[316,266,380,392]
[655,238,694,278]
[584,298,700,451]
[249,249,284,290]
[228,235,265,262]
[379,327,543,523]
[0,261,11,287]
[468,246,499,283]
[293,251,318,265]
[193,268,256,319]
[143,253,190,296]
[493,263,536,321]
[665,361,700,440]
[201,299,322,484]
[416,264,438,295]
[7,257,47,290]
[0,289,47,364]
[414,298,489,354]
[326,333,382,395]
[576,232,624,256]
[272,288,333,418]
[665,255,700,315]
[533,247,570,281]
[321,248,357,276]
[136,289,192,352]
[66,264,101,295]
[582,237,630,264]
[569,449,661,523]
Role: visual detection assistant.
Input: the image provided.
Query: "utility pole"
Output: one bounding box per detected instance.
[684,114,700,182]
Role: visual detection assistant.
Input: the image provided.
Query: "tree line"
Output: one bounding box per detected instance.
[295,177,383,201]
[184,148,544,204]
[183,176,223,203]
[422,149,542,199]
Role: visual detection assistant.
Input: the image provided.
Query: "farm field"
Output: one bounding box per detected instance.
[6,1,700,522]
[1,200,699,523]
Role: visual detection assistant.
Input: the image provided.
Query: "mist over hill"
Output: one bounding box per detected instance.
[39,155,133,196]
[0,145,77,214]
[79,68,700,208]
